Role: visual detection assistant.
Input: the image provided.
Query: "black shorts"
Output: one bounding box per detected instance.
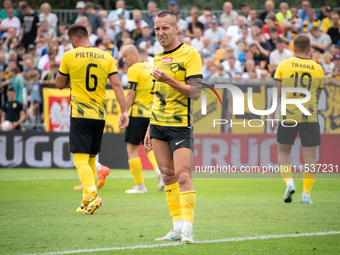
[70,117,106,154]
[277,122,320,147]
[124,117,150,145]
[149,124,193,156]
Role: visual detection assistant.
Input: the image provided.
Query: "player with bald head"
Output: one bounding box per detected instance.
[121,44,164,194]
[144,11,203,243]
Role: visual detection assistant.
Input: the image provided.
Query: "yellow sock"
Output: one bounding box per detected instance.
[147,150,158,170]
[89,191,98,200]
[89,156,97,180]
[82,191,90,206]
[73,153,97,195]
[280,164,293,184]
[129,157,144,184]
[180,191,196,223]
[165,182,183,222]
[303,172,316,193]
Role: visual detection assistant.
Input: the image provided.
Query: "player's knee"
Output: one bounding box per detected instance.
[176,170,192,186]
[159,166,175,181]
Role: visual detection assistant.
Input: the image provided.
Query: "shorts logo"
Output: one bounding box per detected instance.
[161,57,173,63]
[175,140,184,145]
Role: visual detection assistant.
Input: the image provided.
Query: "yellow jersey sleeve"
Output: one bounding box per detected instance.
[59,51,70,76]
[127,65,139,90]
[185,48,203,79]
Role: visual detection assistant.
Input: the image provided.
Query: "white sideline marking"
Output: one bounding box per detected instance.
[27,231,340,255]
[0,176,155,181]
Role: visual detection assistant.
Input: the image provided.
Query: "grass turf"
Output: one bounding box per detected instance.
[0,169,339,254]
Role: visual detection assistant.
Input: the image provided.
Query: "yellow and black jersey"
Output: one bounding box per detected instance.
[150,43,203,127]
[59,46,117,120]
[274,56,324,123]
[127,61,154,118]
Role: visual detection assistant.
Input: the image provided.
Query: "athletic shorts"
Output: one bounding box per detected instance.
[124,117,150,145]
[149,124,194,156]
[277,122,320,147]
[69,117,106,154]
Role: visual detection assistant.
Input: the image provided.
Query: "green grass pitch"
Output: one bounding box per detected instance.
[1,169,340,254]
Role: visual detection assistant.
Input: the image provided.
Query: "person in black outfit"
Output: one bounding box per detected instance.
[1,86,26,130]
[327,13,340,45]
[19,2,39,50]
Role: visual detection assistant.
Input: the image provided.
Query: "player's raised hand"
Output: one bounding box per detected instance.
[269,119,277,135]
[119,112,129,129]
[144,126,152,150]
[152,68,169,83]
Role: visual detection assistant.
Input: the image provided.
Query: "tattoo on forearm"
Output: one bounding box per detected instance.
[188,77,203,88]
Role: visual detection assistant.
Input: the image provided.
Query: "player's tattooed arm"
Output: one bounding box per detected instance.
[187,77,202,100]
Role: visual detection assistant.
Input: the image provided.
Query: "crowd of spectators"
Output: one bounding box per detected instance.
[0,0,339,131]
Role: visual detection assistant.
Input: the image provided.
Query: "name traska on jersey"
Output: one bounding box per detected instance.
[75,52,105,59]
[291,62,315,70]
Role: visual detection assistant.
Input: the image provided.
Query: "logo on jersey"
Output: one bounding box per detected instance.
[161,57,173,63]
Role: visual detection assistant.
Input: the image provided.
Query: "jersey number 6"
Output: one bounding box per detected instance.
[86,63,98,92]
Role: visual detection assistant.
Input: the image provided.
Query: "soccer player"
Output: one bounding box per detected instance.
[270,34,324,204]
[56,24,129,214]
[73,158,110,190]
[144,11,202,243]
[121,44,164,193]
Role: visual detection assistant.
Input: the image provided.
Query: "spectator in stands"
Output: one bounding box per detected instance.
[8,50,23,71]
[167,0,181,16]
[303,9,321,35]
[108,1,130,23]
[27,69,42,129]
[41,63,59,86]
[318,3,328,21]
[202,57,214,78]
[85,2,104,35]
[23,57,40,74]
[204,18,226,50]
[262,13,283,40]
[222,55,242,77]
[327,14,340,45]
[202,37,215,58]
[321,5,334,33]
[322,52,334,76]
[174,10,188,34]
[19,2,39,49]
[186,7,204,39]
[247,9,262,30]
[260,0,275,22]
[102,34,118,59]
[135,26,154,48]
[208,64,218,77]
[299,0,316,22]
[57,22,67,37]
[191,27,204,52]
[145,1,157,29]
[310,26,332,53]
[85,23,98,46]
[57,35,72,59]
[282,6,303,43]
[237,41,247,65]
[138,49,153,67]
[241,3,251,22]
[198,6,216,26]
[267,26,279,50]
[0,7,21,39]
[113,19,126,45]
[95,4,104,13]
[0,0,18,21]
[249,44,268,69]
[0,53,6,71]
[330,45,340,56]
[242,59,261,78]
[269,37,293,70]
[219,2,238,29]
[225,16,252,49]
[116,29,131,50]
[276,2,291,25]
[37,44,60,71]
[70,1,87,25]
[38,20,56,37]
[16,43,25,64]
[310,49,324,67]
[253,29,271,56]
[131,18,144,43]
[211,63,230,78]
[3,67,25,104]
[1,86,25,130]
[39,3,58,36]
